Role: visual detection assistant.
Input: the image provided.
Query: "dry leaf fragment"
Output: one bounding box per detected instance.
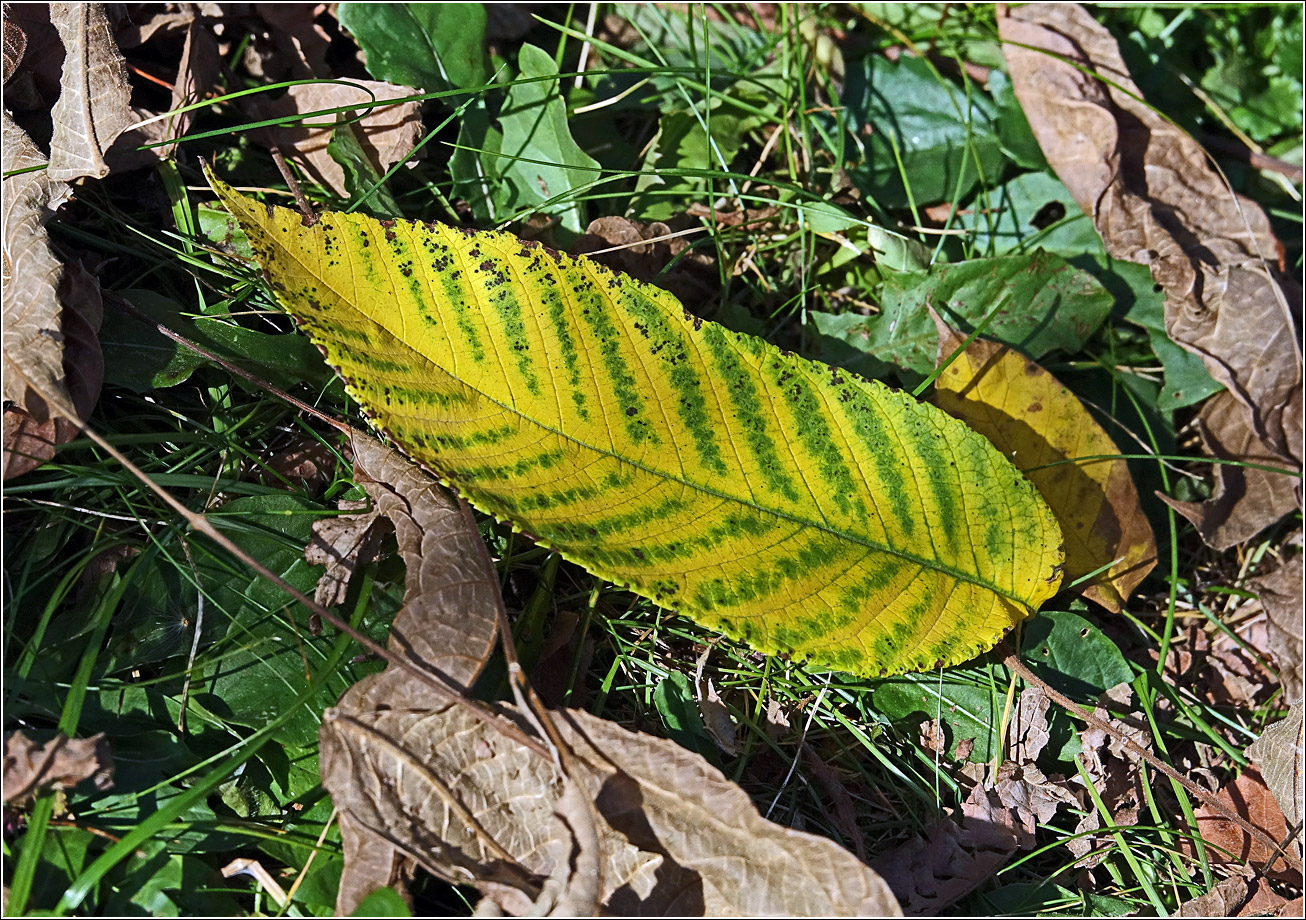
[2,111,73,419]
[47,2,134,181]
[1009,687,1052,763]
[932,316,1156,611]
[1191,767,1297,881]
[871,784,1023,915]
[998,3,1303,549]
[307,433,499,692]
[3,7,27,82]
[3,730,113,807]
[1252,557,1304,705]
[992,763,1077,838]
[322,700,901,917]
[250,80,422,197]
[1247,701,1304,856]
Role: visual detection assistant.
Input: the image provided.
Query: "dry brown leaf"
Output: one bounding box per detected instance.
[307,433,499,690]
[2,111,73,419]
[47,2,134,181]
[255,3,330,78]
[1191,766,1298,881]
[3,6,27,82]
[1252,556,1304,705]
[250,80,422,197]
[574,216,718,309]
[1247,701,1304,856]
[3,730,113,807]
[871,784,1023,915]
[1009,687,1052,763]
[3,407,59,478]
[1179,876,1249,917]
[322,699,901,916]
[998,3,1303,550]
[932,317,1156,610]
[305,498,383,607]
[992,763,1077,838]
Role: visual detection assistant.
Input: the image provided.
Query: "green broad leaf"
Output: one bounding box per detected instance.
[988,70,1047,171]
[652,670,722,764]
[100,290,333,393]
[630,103,760,220]
[1019,610,1133,701]
[337,3,489,94]
[492,43,601,234]
[351,887,413,917]
[871,674,1008,763]
[810,251,1113,386]
[328,119,403,217]
[209,170,1065,678]
[842,54,1004,208]
[189,495,393,747]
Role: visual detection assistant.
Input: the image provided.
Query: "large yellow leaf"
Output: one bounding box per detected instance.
[208,171,1064,677]
[931,318,1155,612]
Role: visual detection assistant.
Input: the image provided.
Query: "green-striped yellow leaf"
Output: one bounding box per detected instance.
[208,170,1064,677]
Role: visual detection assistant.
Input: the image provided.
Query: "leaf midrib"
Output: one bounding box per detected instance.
[260,217,1030,610]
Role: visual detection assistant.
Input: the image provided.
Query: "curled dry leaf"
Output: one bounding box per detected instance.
[931,315,1156,611]
[1246,700,1304,856]
[2,111,73,418]
[308,432,499,690]
[573,215,718,309]
[1177,877,1296,918]
[47,2,134,181]
[250,80,422,197]
[321,700,901,917]
[1252,555,1304,705]
[3,730,114,807]
[998,3,1303,549]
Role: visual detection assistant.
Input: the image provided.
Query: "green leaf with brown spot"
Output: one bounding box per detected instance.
[207,168,1065,677]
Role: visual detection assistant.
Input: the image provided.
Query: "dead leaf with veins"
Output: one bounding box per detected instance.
[2,111,73,418]
[1188,766,1298,881]
[318,434,899,916]
[249,80,422,197]
[4,730,114,807]
[47,2,135,181]
[1246,700,1304,862]
[998,2,1302,550]
[1253,555,1304,704]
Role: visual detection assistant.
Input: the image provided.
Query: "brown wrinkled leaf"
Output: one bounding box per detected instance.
[2,111,73,419]
[1252,556,1304,705]
[802,742,867,862]
[4,730,114,806]
[932,317,1156,611]
[1247,701,1304,852]
[322,699,900,917]
[307,432,499,690]
[3,258,105,477]
[48,2,134,181]
[1160,391,1302,551]
[1191,766,1297,881]
[871,784,1023,915]
[1180,876,1295,918]
[992,763,1076,838]
[255,3,331,78]
[305,499,383,607]
[1009,687,1052,763]
[3,7,26,83]
[250,80,422,197]
[999,3,1303,550]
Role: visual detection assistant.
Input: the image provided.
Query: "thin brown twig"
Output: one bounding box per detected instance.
[270,145,316,224]
[1001,648,1302,874]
